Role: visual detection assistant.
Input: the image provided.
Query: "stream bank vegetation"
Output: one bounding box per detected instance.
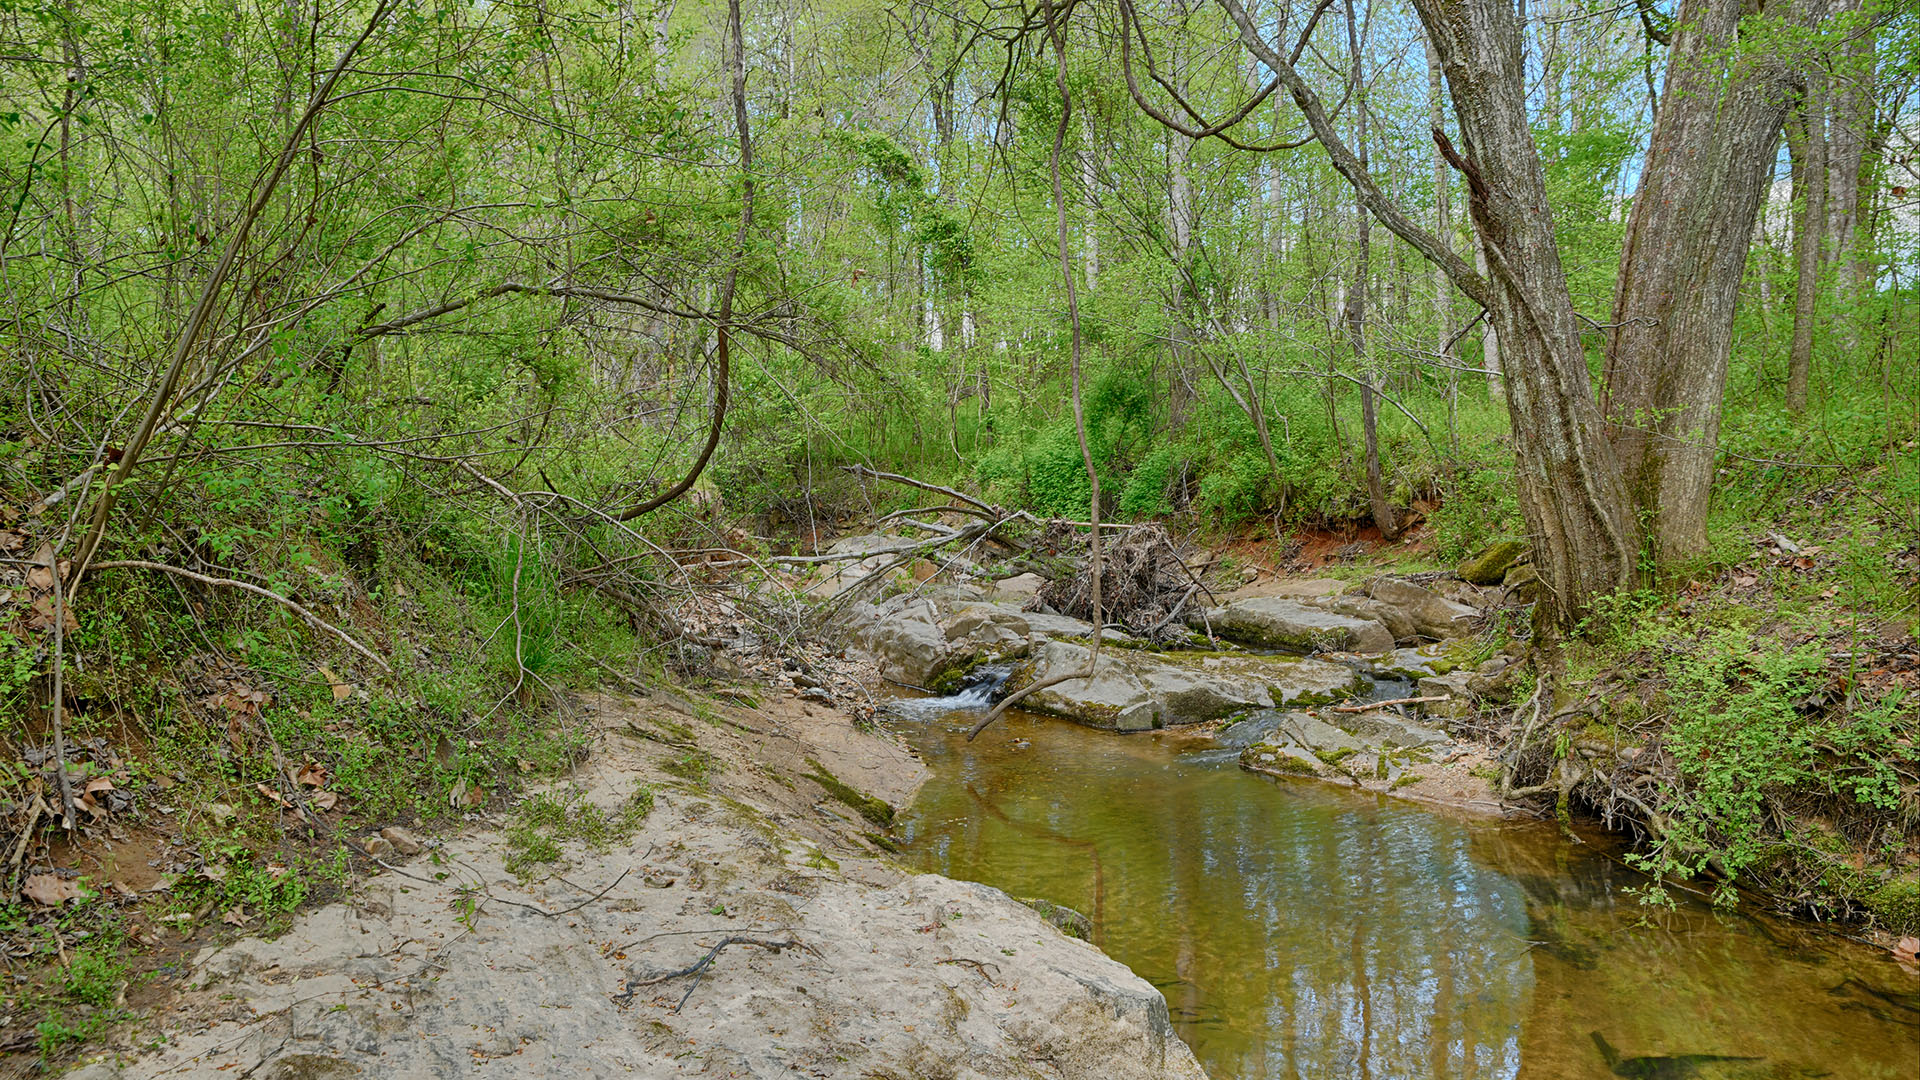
[0,0,1916,1064]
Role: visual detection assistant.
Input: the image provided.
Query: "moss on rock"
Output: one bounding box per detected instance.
[1018,897,1093,940]
[803,757,896,826]
[1865,874,1920,936]
[1458,540,1527,585]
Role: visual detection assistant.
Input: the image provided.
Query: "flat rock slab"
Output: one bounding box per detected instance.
[1329,708,1453,750]
[70,703,1203,1080]
[1363,578,1479,640]
[1007,642,1363,731]
[1369,644,1469,680]
[1219,577,1350,602]
[1201,596,1395,655]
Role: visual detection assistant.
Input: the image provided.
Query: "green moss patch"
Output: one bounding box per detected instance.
[803,758,895,826]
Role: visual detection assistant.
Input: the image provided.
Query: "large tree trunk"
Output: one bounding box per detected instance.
[1825,3,1873,351]
[1425,33,1453,365]
[1346,0,1398,540]
[1786,80,1829,415]
[1604,0,1818,564]
[1409,0,1640,629]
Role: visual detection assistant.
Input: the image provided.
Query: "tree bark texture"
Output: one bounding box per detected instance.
[1408,0,1640,629]
[1605,0,1821,564]
[1824,0,1872,349]
[1786,81,1829,415]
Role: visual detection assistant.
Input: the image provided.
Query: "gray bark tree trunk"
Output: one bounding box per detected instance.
[1786,81,1829,415]
[1211,0,1819,631]
[1604,0,1823,564]
[1345,0,1398,539]
[1411,0,1639,625]
[1824,1,1872,350]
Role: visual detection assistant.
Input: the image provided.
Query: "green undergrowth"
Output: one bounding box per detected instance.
[0,417,712,1062]
[504,785,656,878]
[1559,471,1920,928]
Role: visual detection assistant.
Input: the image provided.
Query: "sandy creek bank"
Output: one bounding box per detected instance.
[66,692,1204,1079]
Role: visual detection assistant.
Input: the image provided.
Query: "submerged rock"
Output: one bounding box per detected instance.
[1237,705,1457,790]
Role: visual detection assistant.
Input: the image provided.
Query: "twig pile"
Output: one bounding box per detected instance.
[1033,523,1208,645]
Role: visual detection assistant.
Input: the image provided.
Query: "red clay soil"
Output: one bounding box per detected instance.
[1208,513,1439,575]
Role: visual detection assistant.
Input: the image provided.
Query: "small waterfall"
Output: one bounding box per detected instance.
[888,663,1014,719]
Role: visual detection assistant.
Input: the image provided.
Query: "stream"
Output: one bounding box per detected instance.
[887,672,1920,1080]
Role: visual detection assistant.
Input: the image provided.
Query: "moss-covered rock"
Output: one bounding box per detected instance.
[1018,897,1093,940]
[1502,563,1543,599]
[1458,540,1528,585]
[803,758,895,826]
[1865,874,1920,936]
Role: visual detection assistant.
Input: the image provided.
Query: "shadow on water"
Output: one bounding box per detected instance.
[889,683,1920,1080]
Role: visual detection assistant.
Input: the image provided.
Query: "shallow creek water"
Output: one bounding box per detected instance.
[888,680,1920,1080]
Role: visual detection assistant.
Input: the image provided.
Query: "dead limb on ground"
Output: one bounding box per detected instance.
[613,935,813,1012]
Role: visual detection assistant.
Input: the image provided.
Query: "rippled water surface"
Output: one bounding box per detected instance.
[891,693,1920,1080]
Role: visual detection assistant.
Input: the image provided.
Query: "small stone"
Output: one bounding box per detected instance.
[379,827,425,856]
[362,836,394,859]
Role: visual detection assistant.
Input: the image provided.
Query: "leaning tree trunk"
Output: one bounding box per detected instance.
[1409,0,1640,630]
[1604,0,1821,564]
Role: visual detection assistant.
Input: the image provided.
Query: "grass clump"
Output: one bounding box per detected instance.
[661,748,719,786]
[504,785,654,877]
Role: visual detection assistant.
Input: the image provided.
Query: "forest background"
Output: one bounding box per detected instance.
[1,0,1918,1059]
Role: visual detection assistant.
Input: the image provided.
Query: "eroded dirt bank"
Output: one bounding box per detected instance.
[66,692,1204,1079]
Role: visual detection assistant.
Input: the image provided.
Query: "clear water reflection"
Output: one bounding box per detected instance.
[894,704,1920,1080]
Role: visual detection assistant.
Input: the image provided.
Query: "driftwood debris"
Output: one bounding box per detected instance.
[614,935,811,1012]
[1034,523,1209,645]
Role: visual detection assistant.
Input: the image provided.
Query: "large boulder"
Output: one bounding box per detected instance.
[1236,706,1457,787]
[989,572,1047,602]
[1021,610,1102,639]
[1004,642,1363,731]
[845,599,948,685]
[1457,540,1527,585]
[1200,597,1394,655]
[1364,578,1479,640]
[1417,670,1480,719]
[846,599,1034,688]
[1315,594,1418,641]
[1218,577,1349,602]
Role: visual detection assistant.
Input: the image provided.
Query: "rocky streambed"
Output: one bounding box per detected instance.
[841,571,1518,810]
